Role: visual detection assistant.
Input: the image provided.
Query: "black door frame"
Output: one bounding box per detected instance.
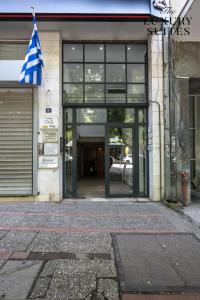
[63,106,148,198]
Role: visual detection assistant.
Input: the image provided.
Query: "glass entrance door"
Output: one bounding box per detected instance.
[105,125,135,197]
[63,107,147,198]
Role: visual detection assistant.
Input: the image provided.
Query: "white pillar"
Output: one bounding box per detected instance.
[148,34,165,201]
[36,32,62,202]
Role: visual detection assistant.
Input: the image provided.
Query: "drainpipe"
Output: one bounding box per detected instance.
[149,100,162,201]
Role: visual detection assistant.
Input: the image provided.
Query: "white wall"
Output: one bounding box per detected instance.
[36,31,62,202]
[148,33,164,201]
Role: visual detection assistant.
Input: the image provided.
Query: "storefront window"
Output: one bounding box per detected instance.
[63,43,147,104]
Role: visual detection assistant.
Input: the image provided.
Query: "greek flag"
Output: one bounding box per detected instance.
[19,12,43,85]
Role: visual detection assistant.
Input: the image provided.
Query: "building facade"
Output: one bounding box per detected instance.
[0,0,193,203]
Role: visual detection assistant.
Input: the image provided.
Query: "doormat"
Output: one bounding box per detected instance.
[111,233,200,294]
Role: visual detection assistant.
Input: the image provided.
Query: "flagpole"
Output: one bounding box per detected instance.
[30,6,50,105]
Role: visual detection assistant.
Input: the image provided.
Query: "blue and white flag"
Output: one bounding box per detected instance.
[19,12,44,85]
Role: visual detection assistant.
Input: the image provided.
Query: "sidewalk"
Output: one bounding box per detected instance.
[0,200,199,300]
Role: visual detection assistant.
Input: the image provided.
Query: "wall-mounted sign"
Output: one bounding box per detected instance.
[44,143,59,155]
[153,0,167,11]
[45,106,58,115]
[39,156,58,169]
[40,117,58,130]
[43,130,59,143]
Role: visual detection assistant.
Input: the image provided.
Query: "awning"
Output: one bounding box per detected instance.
[0,0,167,21]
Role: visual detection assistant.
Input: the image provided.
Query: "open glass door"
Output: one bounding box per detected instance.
[106,125,134,197]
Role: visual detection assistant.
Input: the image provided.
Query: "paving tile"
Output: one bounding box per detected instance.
[98,278,119,300]
[10,251,30,260]
[28,232,112,253]
[0,260,42,299]
[19,215,73,227]
[0,231,7,240]
[43,260,117,299]
[0,232,37,251]
[29,277,50,299]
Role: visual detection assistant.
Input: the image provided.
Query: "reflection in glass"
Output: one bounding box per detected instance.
[139,126,147,194]
[85,44,104,62]
[77,108,107,123]
[138,109,147,123]
[108,108,135,123]
[127,44,147,62]
[127,64,145,83]
[64,126,73,196]
[106,44,125,62]
[109,127,133,195]
[106,64,126,83]
[63,84,83,103]
[65,109,73,123]
[63,64,83,82]
[85,64,104,82]
[85,84,104,103]
[189,96,200,191]
[106,84,126,103]
[127,84,146,103]
[63,44,83,62]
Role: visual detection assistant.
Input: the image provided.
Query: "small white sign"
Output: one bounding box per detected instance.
[39,156,58,169]
[40,117,58,129]
[44,143,58,155]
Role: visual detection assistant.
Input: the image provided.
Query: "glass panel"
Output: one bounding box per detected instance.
[106,84,126,103]
[64,126,73,196]
[127,44,147,62]
[85,44,104,62]
[85,64,104,82]
[106,64,126,83]
[109,127,133,195]
[139,126,147,194]
[77,108,107,123]
[108,108,135,123]
[138,109,147,123]
[85,84,104,103]
[127,64,145,83]
[63,64,83,82]
[106,44,125,62]
[63,84,83,103]
[77,126,105,189]
[197,97,200,128]
[127,84,146,103]
[189,96,195,128]
[190,130,195,159]
[63,44,83,62]
[65,109,73,123]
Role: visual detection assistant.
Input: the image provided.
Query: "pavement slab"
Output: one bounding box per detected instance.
[27,232,112,253]
[0,260,42,300]
[45,259,117,300]
[0,232,38,251]
[0,231,7,240]
[98,278,119,300]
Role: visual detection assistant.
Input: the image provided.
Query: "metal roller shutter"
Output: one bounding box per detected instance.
[0,88,33,195]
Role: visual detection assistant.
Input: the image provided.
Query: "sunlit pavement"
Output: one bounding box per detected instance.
[0,200,199,300]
